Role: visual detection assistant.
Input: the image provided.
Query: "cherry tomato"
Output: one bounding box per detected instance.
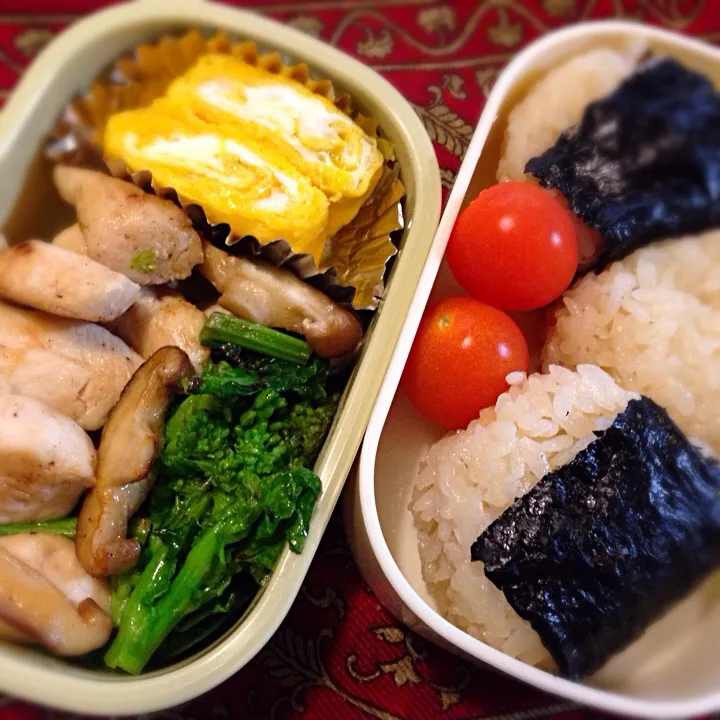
[445,182,578,311]
[402,296,529,430]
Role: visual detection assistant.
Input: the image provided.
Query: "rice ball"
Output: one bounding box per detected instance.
[412,365,637,667]
[497,45,644,183]
[544,229,720,454]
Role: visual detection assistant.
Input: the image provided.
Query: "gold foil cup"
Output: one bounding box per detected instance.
[46,30,405,310]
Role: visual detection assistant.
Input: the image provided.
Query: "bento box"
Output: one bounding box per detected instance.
[0,0,440,714]
[346,21,720,720]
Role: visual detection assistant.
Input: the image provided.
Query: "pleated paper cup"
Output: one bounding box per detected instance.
[46,30,406,309]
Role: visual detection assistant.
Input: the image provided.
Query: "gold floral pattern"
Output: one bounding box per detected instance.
[14,28,53,58]
[414,101,474,157]
[488,8,523,48]
[345,622,474,710]
[357,27,394,58]
[638,0,706,29]
[417,6,457,34]
[287,15,324,38]
[258,627,407,720]
[475,67,499,97]
[301,584,346,620]
[543,0,578,17]
[440,167,458,190]
[443,73,467,100]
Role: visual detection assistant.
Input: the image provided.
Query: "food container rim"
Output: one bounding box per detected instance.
[0,0,433,222]
[0,0,441,714]
[358,19,720,720]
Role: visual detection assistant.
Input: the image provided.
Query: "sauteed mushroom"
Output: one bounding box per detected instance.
[75,346,193,577]
[200,242,362,358]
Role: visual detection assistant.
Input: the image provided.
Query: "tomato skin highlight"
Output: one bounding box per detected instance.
[401,297,530,430]
[446,182,579,311]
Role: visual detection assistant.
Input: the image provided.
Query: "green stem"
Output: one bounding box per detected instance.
[111,578,130,628]
[104,540,170,670]
[200,312,311,365]
[0,518,77,537]
[105,528,222,675]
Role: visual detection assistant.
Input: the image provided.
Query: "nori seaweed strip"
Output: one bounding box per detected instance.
[526,59,720,272]
[471,396,720,679]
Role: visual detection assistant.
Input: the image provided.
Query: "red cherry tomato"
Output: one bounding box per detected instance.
[446,182,578,311]
[402,296,529,430]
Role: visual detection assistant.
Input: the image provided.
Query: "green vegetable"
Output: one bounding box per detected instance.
[0,518,77,537]
[200,312,312,365]
[151,582,253,663]
[129,250,157,274]
[110,517,153,625]
[185,355,331,403]
[105,342,337,674]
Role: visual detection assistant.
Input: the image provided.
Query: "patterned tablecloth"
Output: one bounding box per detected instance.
[1,1,719,718]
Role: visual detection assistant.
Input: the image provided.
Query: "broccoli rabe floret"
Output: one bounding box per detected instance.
[106,342,336,675]
[281,393,340,468]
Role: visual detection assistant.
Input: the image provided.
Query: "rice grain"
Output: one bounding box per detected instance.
[412,366,637,667]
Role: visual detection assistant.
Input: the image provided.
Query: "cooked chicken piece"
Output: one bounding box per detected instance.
[203,303,229,318]
[53,165,204,285]
[0,534,111,655]
[0,301,142,430]
[76,347,193,577]
[107,287,209,373]
[200,242,362,357]
[52,224,87,255]
[0,534,110,615]
[0,617,32,644]
[0,347,93,426]
[0,394,95,523]
[0,240,140,322]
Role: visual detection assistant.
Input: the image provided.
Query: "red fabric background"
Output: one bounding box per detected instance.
[1,1,720,718]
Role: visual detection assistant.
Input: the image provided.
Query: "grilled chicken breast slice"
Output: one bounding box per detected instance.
[0,394,95,523]
[0,301,141,430]
[0,534,111,656]
[53,166,204,285]
[0,240,140,322]
[108,288,209,373]
[52,224,88,255]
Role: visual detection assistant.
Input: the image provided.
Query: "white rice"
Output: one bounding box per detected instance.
[411,365,637,667]
[544,230,720,454]
[497,45,644,183]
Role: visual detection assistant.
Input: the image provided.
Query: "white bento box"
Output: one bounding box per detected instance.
[0,0,441,713]
[345,21,720,720]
